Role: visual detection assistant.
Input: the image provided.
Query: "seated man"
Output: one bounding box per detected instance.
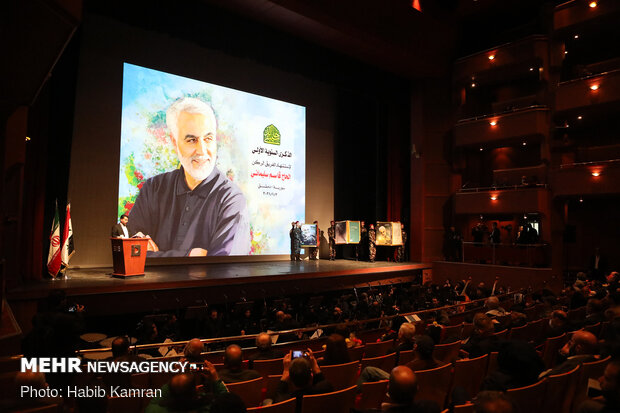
[474,391,517,413]
[248,332,285,368]
[146,370,227,413]
[405,335,447,372]
[462,314,501,358]
[359,366,440,413]
[273,350,334,413]
[387,322,417,364]
[577,359,620,413]
[484,296,507,318]
[182,338,206,363]
[103,336,145,387]
[540,330,599,378]
[218,344,261,384]
[0,370,63,412]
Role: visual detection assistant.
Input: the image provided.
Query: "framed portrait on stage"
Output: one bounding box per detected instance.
[335,220,360,244]
[300,224,318,247]
[376,222,403,246]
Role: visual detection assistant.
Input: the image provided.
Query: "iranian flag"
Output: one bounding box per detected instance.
[60,202,75,270]
[47,200,62,277]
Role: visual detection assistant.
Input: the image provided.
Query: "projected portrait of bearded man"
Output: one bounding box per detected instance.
[130,97,250,257]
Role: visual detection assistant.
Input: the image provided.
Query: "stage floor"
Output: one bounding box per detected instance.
[9,260,429,297]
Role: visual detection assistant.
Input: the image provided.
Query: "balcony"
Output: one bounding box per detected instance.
[555,70,620,113]
[454,36,549,86]
[493,164,548,186]
[552,159,620,196]
[554,0,620,32]
[454,106,550,148]
[455,186,550,215]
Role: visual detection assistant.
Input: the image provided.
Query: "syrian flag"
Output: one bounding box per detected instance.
[47,200,62,277]
[60,202,75,270]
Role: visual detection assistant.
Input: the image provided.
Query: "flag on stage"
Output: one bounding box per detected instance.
[47,200,62,277]
[61,202,75,271]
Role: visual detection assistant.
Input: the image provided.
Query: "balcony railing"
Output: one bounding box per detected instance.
[462,242,550,267]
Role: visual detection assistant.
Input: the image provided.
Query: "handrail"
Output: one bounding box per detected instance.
[558,68,620,86]
[456,105,548,123]
[560,158,620,168]
[75,292,515,356]
[458,183,548,193]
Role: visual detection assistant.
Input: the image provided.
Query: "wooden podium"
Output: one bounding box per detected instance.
[110,237,149,278]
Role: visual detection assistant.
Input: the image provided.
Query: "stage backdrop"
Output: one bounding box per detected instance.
[119,63,305,255]
[67,13,334,267]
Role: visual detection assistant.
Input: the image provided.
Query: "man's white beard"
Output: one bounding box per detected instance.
[180,154,215,182]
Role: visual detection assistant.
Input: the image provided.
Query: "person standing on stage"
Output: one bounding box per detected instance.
[309,221,320,260]
[357,221,367,261]
[328,221,336,260]
[368,223,377,262]
[397,223,407,262]
[292,221,302,261]
[111,214,132,238]
[289,222,296,261]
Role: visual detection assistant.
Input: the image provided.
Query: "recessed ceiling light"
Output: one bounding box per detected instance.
[577,115,583,120]
[488,55,495,60]
[574,34,579,39]
[489,121,497,126]
[590,84,599,91]
[589,2,597,8]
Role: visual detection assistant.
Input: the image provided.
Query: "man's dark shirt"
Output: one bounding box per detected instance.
[218,368,261,384]
[129,166,250,257]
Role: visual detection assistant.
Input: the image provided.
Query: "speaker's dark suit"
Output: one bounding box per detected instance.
[111,223,131,237]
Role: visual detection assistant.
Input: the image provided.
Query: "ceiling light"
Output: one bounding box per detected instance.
[490,195,497,201]
[577,115,583,120]
[471,82,476,88]
[479,147,484,151]
[522,142,527,146]
[489,120,497,126]
[529,67,534,71]
[579,197,584,203]
[564,51,568,54]
[589,2,597,8]
[574,34,579,39]
[590,84,599,91]
[592,171,600,177]
[488,55,495,61]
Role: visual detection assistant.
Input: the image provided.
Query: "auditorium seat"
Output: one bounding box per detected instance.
[506,379,548,413]
[300,385,357,413]
[347,345,365,361]
[433,340,461,364]
[541,333,569,369]
[254,358,285,378]
[571,356,611,413]
[247,397,296,412]
[508,323,532,342]
[599,320,611,339]
[567,307,586,324]
[264,374,284,401]
[543,365,580,413]
[582,322,601,337]
[486,352,499,376]
[461,323,474,339]
[360,353,397,372]
[528,318,547,344]
[453,403,475,413]
[491,329,508,340]
[130,372,149,388]
[452,354,489,401]
[397,350,415,366]
[441,323,463,342]
[357,379,388,410]
[362,340,394,358]
[414,363,453,409]
[149,371,176,389]
[226,376,264,408]
[320,360,359,390]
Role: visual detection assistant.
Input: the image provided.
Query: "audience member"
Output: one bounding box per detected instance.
[405,335,446,372]
[0,370,63,412]
[482,340,545,391]
[321,333,351,366]
[273,350,334,413]
[248,332,285,368]
[146,368,227,413]
[210,392,247,413]
[462,314,501,358]
[218,344,261,383]
[474,391,516,413]
[546,310,570,338]
[540,330,599,378]
[577,359,620,413]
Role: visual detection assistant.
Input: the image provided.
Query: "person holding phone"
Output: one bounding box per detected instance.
[273,349,334,412]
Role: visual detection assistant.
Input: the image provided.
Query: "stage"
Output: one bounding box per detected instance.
[7,260,430,332]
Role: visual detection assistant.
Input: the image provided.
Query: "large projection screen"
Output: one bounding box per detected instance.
[67,13,334,267]
[119,63,305,257]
